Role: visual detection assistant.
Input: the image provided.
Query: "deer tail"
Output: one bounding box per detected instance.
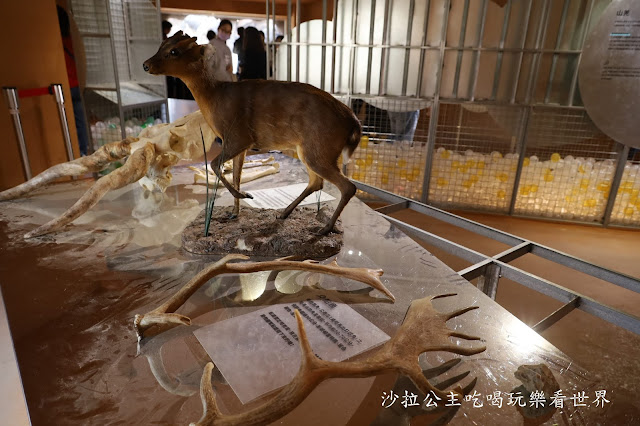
[342,123,362,166]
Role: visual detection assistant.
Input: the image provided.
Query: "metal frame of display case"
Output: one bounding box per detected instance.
[354,180,640,336]
[267,0,640,228]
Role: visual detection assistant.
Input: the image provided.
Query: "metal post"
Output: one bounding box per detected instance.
[603,144,630,226]
[379,0,392,95]
[544,0,571,104]
[365,0,377,95]
[272,0,276,80]
[477,263,501,300]
[51,84,75,162]
[510,0,534,103]
[401,0,416,96]
[287,0,292,82]
[468,0,488,101]
[524,0,551,105]
[3,87,32,180]
[452,0,470,98]
[321,0,327,90]
[347,0,359,97]
[568,0,595,106]
[296,0,301,82]
[491,0,512,100]
[508,106,532,214]
[105,0,126,140]
[420,0,450,204]
[331,0,338,93]
[415,0,432,98]
[266,0,271,80]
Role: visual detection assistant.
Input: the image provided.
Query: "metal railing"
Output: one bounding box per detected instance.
[356,180,640,335]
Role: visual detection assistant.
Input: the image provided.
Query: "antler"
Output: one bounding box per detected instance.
[134,254,393,340]
[191,294,485,426]
[24,143,156,238]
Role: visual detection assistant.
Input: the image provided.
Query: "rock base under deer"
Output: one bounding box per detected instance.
[182,206,343,258]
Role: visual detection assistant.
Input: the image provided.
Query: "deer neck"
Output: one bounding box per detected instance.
[179,70,226,136]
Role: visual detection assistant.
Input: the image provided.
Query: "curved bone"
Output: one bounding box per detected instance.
[134,254,392,339]
[0,139,134,201]
[24,143,156,238]
[190,163,280,187]
[191,295,485,426]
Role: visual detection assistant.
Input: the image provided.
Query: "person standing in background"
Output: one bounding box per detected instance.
[207,30,216,41]
[57,6,89,156]
[209,19,234,82]
[239,27,266,80]
[162,20,172,40]
[233,27,245,77]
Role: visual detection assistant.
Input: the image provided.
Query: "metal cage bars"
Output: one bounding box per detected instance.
[355,180,640,335]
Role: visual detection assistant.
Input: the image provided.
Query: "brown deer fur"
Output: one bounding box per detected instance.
[144,32,361,234]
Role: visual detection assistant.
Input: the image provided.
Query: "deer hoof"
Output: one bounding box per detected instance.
[318,224,334,235]
[240,191,253,199]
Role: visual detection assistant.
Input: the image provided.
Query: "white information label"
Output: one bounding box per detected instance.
[193,299,389,404]
[242,183,335,209]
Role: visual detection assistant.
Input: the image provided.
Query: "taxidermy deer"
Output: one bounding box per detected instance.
[143,32,362,235]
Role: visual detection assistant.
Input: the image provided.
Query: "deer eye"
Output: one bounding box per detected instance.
[170,49,178,56]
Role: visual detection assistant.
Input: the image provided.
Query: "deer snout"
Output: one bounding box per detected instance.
[143,63,150,72]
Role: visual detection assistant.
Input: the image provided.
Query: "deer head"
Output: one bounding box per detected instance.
[143,31,215,79]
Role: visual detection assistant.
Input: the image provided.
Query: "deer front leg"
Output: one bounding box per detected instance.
[230,150,246,218]
[210,150,253,200]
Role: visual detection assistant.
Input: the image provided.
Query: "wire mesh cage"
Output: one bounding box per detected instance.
[345,97,431,201]
[609,152,640,226]
[514,107,619,222]
[428,103,525,212]
[70,0,167,156]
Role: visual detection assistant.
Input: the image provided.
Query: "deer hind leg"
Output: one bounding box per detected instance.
[279,147,324,220]
[306,156,356,235]
[210,147,253,200]
[230,150,246,218]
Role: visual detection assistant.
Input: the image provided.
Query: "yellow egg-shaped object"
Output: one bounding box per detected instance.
[496,173,509,182]
[565,195,576,203]
[436,178,448,186]
[530,184,539,193]
[477,161,485,170]
[477,169,484,176]
[451,160,461,169]
[397,159,407,168]
[462,179,472,189]
[578,165,586,174]
[497,189,506,199]
[365,154,374,166]
[441,150,451,159]
[470,175,479,183]
[583,199,597,207]
[624,207,635,216]
[400,169,407,179]
[596,182,610,191]
[544,172,554,182]
[407,171,416,182]
[519,185,531,196]
[523,157,530,167]
[412,167,421,176]
[465,160,476,168]
[352,171,362,180]
[356,158,365,168]
[550,153,561,162]
[360,135,369,148]
[381,173,389,185]
[580,179,590,190]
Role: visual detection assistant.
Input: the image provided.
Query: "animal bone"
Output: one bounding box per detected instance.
[133,254,393,340]
[0,110,216,238]
[189,163,280,187]
[144,32,362,234]
[190,293,484,426]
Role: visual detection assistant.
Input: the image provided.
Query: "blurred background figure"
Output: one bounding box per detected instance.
[234,27,245,77]
[240,27,266,80]
[210,19,234,82]
[206,30,216,41]
[162,20,172,40]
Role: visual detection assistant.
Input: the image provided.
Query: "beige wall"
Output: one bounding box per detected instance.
[0,0,80,190]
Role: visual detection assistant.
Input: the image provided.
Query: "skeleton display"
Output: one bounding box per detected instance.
[133,255,485,426]
[0,110,217,238]
[189,155,280,188]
